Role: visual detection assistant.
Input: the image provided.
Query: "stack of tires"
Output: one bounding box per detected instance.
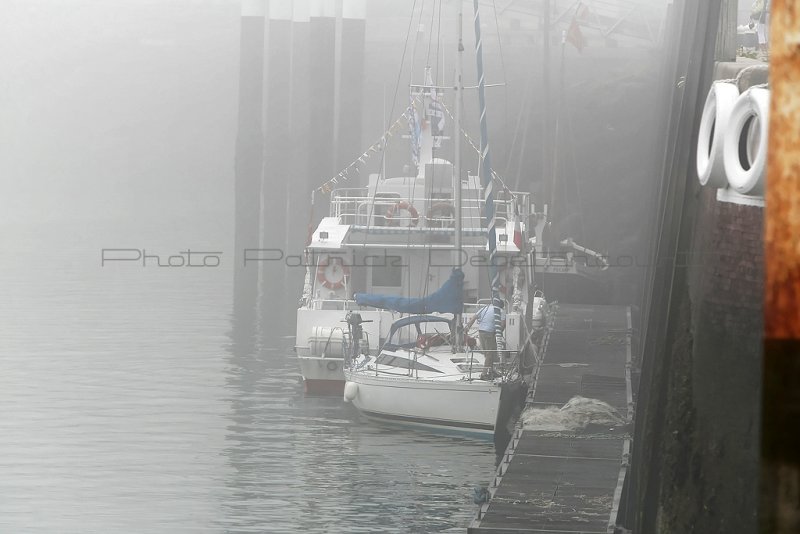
[696,81,769,196]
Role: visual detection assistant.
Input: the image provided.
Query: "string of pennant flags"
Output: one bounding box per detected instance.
[438,101,518,200]
[316,94,423,194]
[314,94,516,198]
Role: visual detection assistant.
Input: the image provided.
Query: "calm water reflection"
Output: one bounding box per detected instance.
[0,223,494,533]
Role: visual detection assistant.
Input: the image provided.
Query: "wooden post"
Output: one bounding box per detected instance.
[234,0,266,325]
[762,1,800,532]
[715,0,738,61]
[263,0,293,313]
[337,0,366,171]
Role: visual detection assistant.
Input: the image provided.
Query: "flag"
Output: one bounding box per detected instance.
[566,18,585,52]
[513,218,523,250]
[427,91,446,140]
[512,204,523,249]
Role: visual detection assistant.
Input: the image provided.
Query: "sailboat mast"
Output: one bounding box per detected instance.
[453,1,464,351]
[454,2,463,257]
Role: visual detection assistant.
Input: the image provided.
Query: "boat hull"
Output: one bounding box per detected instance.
[304,378,345,395]
[299,356,345,395]
[344,371,502,434]
[295,307,396,395]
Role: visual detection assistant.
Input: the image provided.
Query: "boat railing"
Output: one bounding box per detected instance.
[308,298,395,313]
[330,188,529,230]
[308,299,361,311]
[466,299,511,317]
[457,348,517,379]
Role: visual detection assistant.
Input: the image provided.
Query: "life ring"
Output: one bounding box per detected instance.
[317,257,349,290]
[723,87,769,195]
[426,202,455,228]
[326,361,338,372]
[385,200,419,227]
[697,82,739,188]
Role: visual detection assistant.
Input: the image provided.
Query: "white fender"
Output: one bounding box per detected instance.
[696,82,739,187]
[343,381,358,402]
[723,87,770,195]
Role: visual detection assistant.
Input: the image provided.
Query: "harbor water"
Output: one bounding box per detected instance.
[0,220,495,533]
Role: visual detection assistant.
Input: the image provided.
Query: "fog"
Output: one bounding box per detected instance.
[4,2,782,532]
[0,1,699,531]
[1,2,234,226]
[2,1,667,306]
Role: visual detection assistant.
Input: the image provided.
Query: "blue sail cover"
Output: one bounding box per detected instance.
[355,269,464,314]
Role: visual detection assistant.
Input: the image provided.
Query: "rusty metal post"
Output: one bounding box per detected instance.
[763,2,800,532]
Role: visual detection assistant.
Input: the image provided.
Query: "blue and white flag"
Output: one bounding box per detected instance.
[428,91,446,146]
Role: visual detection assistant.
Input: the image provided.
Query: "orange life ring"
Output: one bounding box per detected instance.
[317,257,349,290]
[385,200,419,227]
[426,202,455,227]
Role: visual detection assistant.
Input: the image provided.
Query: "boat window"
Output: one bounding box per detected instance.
[375,354,442,373]
[384,320,450,349]
[371,255,403,287]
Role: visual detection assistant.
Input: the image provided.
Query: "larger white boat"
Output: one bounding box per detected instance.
[295,167,542,394]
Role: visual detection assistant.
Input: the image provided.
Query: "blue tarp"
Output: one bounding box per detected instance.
[355,268,464,314]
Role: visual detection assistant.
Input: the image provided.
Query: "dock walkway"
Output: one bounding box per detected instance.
[469,304,633,534]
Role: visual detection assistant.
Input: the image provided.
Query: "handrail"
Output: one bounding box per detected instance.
[330,192,530,205]
[329,193,526,229]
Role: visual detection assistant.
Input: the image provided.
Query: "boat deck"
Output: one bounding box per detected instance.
[469,304,633,534]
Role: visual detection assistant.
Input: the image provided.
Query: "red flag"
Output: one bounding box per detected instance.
[513,218,523,250]
[566,17,586,52]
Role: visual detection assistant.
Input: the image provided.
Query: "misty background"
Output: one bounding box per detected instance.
[0,1,669,532]
[2,0,664,307]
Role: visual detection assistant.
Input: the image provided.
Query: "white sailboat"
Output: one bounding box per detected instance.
[342,313,505,435]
